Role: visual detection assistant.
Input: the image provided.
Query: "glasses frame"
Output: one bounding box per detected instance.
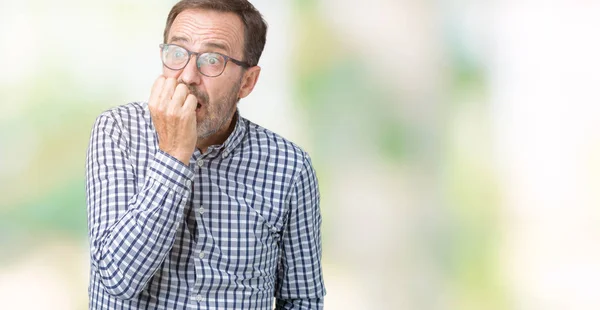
[159,43,251,77]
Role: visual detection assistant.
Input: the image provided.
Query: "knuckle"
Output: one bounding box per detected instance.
[178,84,189,96]
[156,93,165,104]
[165,109,176,118]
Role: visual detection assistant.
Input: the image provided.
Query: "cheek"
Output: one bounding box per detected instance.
[204,80,228,100]
[162,67,180,79]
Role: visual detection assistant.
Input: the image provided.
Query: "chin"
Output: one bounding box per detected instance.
[196,127,215,139]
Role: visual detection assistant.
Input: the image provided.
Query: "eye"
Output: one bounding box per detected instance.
[201,53,223,66]
[174,50,185,59]
[170,48,187,60]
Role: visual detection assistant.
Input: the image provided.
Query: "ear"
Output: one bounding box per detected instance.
[238,66,261,99]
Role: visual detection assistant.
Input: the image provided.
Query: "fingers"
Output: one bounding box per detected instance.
[182,93,198,113]
[148,76,165,107]
[149,76,191,117]
[171,83,190,107]
[147,77,197,165]
[158,77,177,107]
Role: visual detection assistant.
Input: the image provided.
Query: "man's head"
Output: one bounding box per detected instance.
[164,0,267,68]
[161,0,267,140]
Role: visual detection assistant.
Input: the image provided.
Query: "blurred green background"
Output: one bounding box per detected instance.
[1,0,600,309]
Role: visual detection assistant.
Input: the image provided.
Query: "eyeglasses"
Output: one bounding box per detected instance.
[159,43,251,77]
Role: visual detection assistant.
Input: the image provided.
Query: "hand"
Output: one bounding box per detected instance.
[148,76,198,165]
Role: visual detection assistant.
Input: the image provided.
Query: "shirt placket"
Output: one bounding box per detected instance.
[190,153,214,308]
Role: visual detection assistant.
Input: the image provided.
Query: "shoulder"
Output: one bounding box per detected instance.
[92,102,150,133]
[240,117,315,180]
[242,117,310,160]
[89,102,153,154]
[95,102,148,126]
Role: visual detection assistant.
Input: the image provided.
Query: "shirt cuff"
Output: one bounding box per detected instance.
[147,150,194,195]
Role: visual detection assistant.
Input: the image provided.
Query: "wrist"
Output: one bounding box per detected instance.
[159,147,191,165]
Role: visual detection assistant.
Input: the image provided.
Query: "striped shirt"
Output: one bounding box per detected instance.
[85,102,325,309]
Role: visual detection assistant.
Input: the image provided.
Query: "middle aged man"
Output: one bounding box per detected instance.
[85,0,325,309]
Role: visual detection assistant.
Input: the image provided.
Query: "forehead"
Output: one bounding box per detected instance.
[168,8,245,56]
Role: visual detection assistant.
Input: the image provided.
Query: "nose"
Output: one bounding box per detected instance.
[177,54,203,86]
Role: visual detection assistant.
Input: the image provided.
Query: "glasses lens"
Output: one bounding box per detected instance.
[197,53,226,77]
[162,45,189,70]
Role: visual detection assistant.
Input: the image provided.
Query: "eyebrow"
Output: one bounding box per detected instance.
[202,42,229,52]
[168,36,230,53]
[169,36,189,44]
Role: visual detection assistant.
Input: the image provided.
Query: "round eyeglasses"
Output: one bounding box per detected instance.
[159,43,251,77]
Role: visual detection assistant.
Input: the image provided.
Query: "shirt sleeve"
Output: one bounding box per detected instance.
[85,112,194,300]
[275,154,326,309]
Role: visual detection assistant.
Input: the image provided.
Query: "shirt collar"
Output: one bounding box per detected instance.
[218,109,246,158]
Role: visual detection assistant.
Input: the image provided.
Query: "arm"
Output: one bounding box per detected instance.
[85,112,193,300]
[275,154,326,309]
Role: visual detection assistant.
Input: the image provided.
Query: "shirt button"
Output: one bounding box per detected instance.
[197,159,204,167]
[199,206,205,214]
[185,180,192,187]
[194,295,204,302]
[199,251,205,259]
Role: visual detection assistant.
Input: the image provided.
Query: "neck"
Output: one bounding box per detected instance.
[196,113,237,154]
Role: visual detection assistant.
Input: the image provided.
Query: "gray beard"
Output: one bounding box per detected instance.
[186,79,242,140]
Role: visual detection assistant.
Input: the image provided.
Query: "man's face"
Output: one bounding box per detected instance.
[164,8,246,139]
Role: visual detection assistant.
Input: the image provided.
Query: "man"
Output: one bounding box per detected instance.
[85,0,325,309]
